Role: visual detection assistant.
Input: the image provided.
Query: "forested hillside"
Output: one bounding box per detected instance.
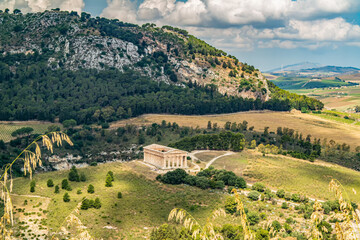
[0,10,323,124]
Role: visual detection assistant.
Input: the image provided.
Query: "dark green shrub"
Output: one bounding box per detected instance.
[117,192,122,198]
[276,189,285,198]
[252,182,266,192]
[63,193,70,202]
[248,191,260,201]
[87,184,94,193]
[47,179,54,187]
[247,212,260,225]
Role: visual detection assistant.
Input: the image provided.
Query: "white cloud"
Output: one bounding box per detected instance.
[0,0,84,13]
[101,0,137,22]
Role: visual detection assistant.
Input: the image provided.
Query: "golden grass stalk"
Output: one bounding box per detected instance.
[329,179,359,240]
[168,208,225,240]
[0,131,73,239]
[231,188,255,240]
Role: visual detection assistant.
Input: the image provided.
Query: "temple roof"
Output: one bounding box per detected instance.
[143,144,187,154]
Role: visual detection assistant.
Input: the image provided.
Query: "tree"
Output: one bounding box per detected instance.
[87,184,94,193]
[158,169,188,185]
[94,198,101,209]
[30,180,36,192]
[47,179,54,187]
[105,174,113,187]
[207,121,212,130]
[249,140,257,149]
[54,185,60,193]
[63,119,77,128]
[81,199,90,210]
[13,9,21,14]
[61,179,71,190]
[107,171,114,181]
[63,193,70,202]
[68,166,80,182]
[117,192,122,198]
[11,127,34,137]
[138,133,145,144]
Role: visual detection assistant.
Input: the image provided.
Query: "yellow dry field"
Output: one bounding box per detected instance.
[111,110,360,149]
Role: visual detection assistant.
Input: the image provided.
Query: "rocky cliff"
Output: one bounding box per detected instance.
[0,10,270,101]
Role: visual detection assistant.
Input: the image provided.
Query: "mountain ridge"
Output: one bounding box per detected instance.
[0,10,323,124]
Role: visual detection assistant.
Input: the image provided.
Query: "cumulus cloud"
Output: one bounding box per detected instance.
[0,0,84,13]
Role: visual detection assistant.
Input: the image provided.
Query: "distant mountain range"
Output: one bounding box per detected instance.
[267,62,360,78]
[266,62,324,73]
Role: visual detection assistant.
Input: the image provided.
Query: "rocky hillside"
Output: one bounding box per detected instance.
[0,10,269,101]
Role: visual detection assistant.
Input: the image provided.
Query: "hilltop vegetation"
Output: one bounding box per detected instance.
[0,10,322,124]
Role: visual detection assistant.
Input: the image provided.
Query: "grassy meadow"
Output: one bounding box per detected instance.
[11,162,226,239]
[212,150,360,202]
[111,110,360,149]
[0,121,61,142]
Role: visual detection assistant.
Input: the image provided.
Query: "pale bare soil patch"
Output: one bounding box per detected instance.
[111,110,360,148]
[12,194,51,240]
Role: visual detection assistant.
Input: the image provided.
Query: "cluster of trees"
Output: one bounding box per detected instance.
[80,198,101,210]
[156,168,246,190]
[68,166,86,182]
[11,127,34,137]
[0,58,303,124]
[169,131,246,152]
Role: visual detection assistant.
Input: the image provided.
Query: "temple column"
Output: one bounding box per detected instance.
[176,157,179,168]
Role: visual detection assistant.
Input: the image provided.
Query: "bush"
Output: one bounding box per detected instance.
[159,169,188,185]
[68,166,80,182]
[77,189,82,194]
[271,220,282,232]
[276,189,285,198]
[63,193,70,202]
[47,179,54,187]
[54,185,60,193]
[107,171,114,181]
[105,174,113,187]
[81,199,90,210]
[94,198,101,209]
[224,196,237,214]
[284,192,292,201]
[195,176,210,189]
[281,202,289,209]
[247,212,260,225]
[252,182,266,192]
[117,192,122,198]
[248,191,260,201]
[255,228,269,240]
[30,180,36,192]
[284,223,292,234]
[291,193,301,202]
[61,179,71,191]
[87,184,95,193]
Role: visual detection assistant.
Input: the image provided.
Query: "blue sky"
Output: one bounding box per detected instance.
[2,0,360,71]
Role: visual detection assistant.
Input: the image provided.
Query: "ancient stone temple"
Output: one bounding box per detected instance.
[143,144,188,169]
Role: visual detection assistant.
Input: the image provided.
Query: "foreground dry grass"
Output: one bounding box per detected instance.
[111,110,360,149]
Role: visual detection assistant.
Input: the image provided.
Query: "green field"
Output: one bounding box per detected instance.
[0,122,61,142]
[271,76,357,90]
[288,85,360,111]
[212,150,360,202]
[11,162,226,239]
